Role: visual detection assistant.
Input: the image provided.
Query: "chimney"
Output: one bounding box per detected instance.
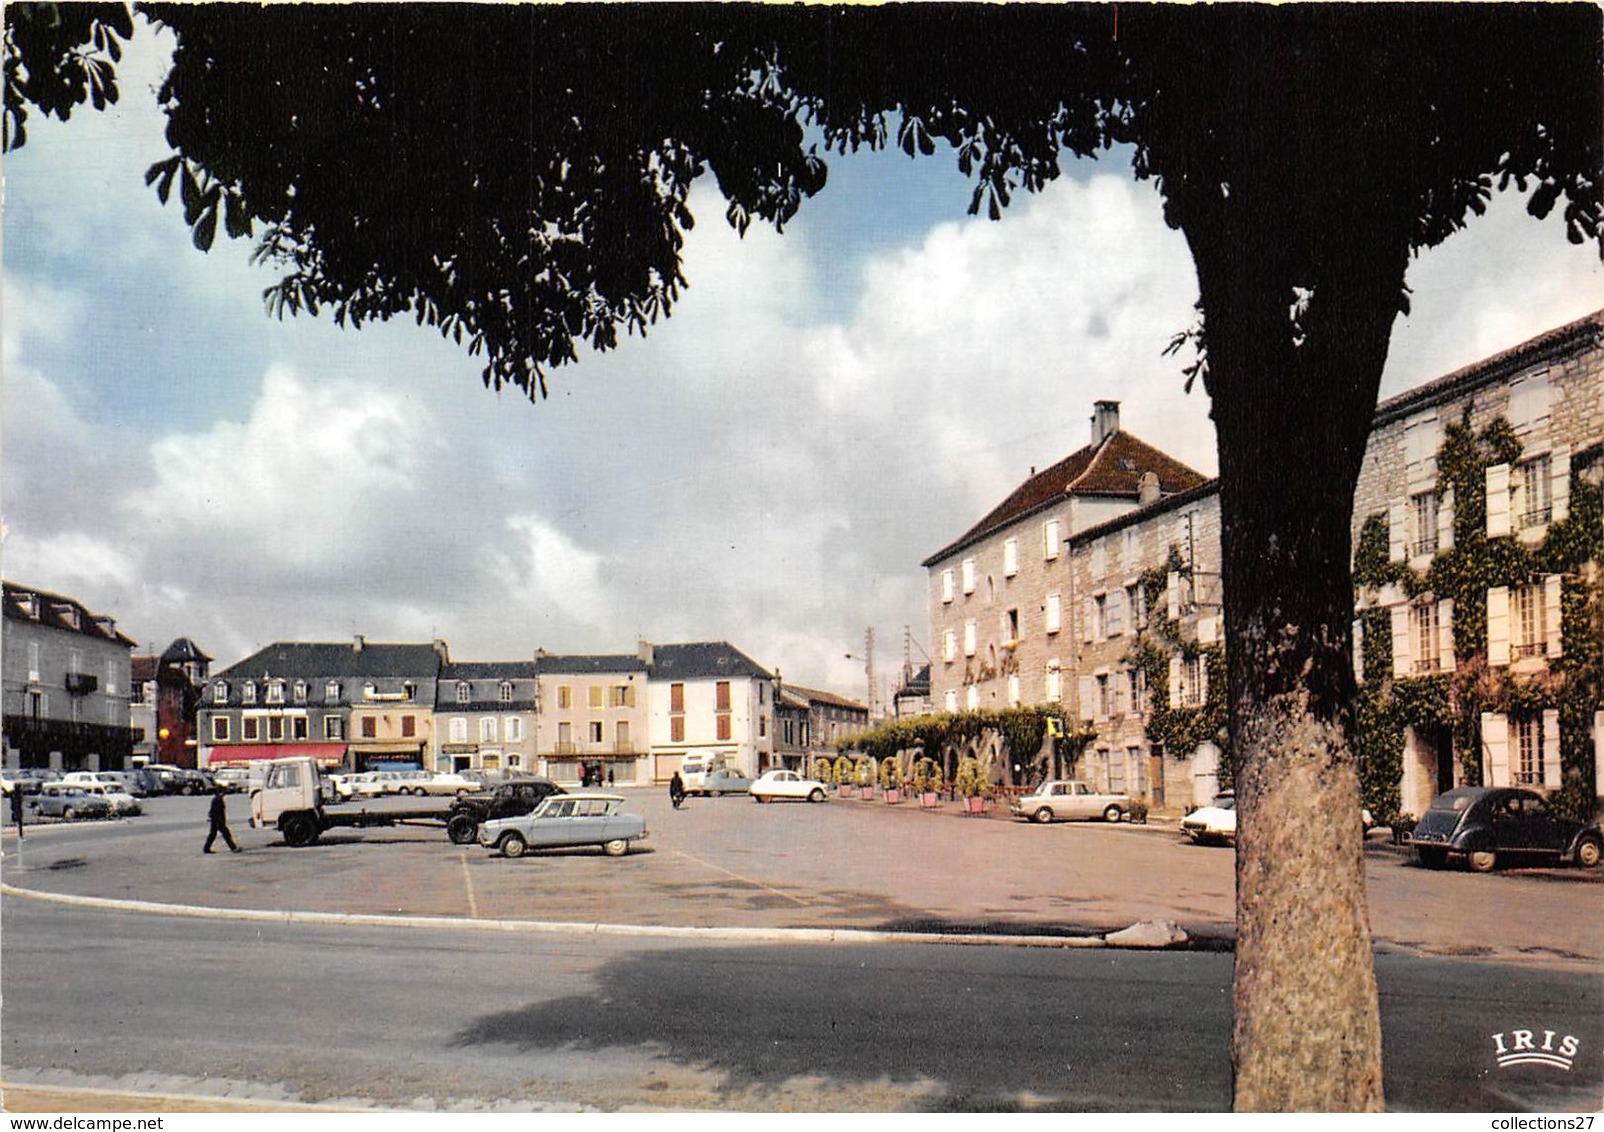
[1138,471,1161,506]
[1091,400,1121,446]
[353,634,365,653]
[432,638,450,663]
[637,639,655,666]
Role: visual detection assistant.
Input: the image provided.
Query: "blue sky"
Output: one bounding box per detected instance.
[5,15,1602,703]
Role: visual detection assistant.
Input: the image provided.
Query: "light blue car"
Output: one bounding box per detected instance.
[479,793,648,859]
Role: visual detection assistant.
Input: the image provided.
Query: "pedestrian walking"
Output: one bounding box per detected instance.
[204,786,241,853]
[669,771,686,809]
[606,768,615,788]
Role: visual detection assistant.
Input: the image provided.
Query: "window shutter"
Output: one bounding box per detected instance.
[1168,657,1182,709]
[1549,444,1570,525]
[1544,575,1564,659]
[1438,599,1455,671]
[1485,464,1511,538]
[1078,676,1096,722]
[1388,501,1406,563]
[1166,572,1181,620]
[1540,709,1562,788]
[1083,599,1097,643]
[1437,487,1455,552]
[1390,605,1411,679]
[1487,586,1510,668]
[1352,619,1365,685]
[1482,713,1509,787]
[1197,659,1209,703]
[1197,615,1218,646]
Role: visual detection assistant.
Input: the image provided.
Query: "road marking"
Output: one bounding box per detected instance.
[672,848,811,906]
[459,850,479,918]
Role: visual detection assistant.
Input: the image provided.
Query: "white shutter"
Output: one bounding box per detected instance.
[1487,586,1510,668]
[1082,599,1097,643]
[1390,605,1411,679]
[1541,709,1562,788]
[1197,616,1218,646]
[1198,659,1209,703]
[1168,657,1182,709]
[1437,487,1455,552]
[1352,618,1365,685]
[1167,572,1181,620]
[1550,444,1570,525]
[1045,592,1062,634]
[1544,575,1564,659]
[1486,464,1511,538]
[1437,599,1455,671]
[1078,676,1096,722]
[1388,501,1407,563]
[1482,712,1509,787]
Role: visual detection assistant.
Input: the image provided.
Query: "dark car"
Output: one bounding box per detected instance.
[1408,786,1603,873]
[446,777,565,844]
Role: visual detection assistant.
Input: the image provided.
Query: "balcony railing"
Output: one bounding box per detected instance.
[64,672,99,696]
[1410,537,1438,558]
[1511,640,1546,660]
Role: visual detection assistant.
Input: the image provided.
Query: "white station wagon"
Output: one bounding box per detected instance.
[479,792,648,859]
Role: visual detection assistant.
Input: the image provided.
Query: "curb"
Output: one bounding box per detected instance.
[1,882,1134,950]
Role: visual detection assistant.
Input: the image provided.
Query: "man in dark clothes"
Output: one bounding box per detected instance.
[669,771,686,809]
[204,786,241,853]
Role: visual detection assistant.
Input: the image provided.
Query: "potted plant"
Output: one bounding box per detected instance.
[855,756,874,800]
[912,758,939,809]
[881,757,902,804]
[1128,798,1150,825]
[955,757,986,815]
[836,755,854,797]
[925,762,946,808]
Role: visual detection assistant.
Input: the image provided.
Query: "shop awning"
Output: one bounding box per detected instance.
[208,743,347,767]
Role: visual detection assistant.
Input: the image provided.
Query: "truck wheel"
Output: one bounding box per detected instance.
[282,814,319,847]
[500,832,527,859]
[447,815,478,845]
[602,838,628,857]
[1103,805,1123,823]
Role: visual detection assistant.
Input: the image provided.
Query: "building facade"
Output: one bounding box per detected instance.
[644,641,778,780]
[775,683,871,770]
[532,650,651,785]
[2,582,137,771]
[433,661,539,775]
[130,637,212,768]
[200,637,447,772]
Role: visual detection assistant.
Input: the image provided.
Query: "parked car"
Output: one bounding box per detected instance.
[748,769,828,803]
[1182,791,1237,845]
[347,771,412,797]
[691,768,753,796]
[479,792,648,858]
[1009,780,1131,823]
[2,768,59,796]
[78,782,143,817]
[1408,786,1603,873]
[62,771,125,789]
[447,777,565,844]
[28,784,113,821]
[211,767,251,794]
[407,772,480,797]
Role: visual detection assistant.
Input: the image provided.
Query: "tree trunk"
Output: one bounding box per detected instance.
[1182,195,1407,1111]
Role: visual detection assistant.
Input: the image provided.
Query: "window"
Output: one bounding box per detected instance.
[716,681,731,711]
[557,685,573,709]
[1004,608,1020,644]
[105,662,118,696]
[1412,603,1442,673]
[961,558,976,594]
[243,681,257,705]
[403,681,417,701]
[1092,594,1108,640]
[1003,538,1018,577]
[325,680,341,702]
[1513,584,1543,659]
[1104,590,1126,637]
[291,716,309,740]
[450,717,468,743]
[1095,674,1112,718]
[69,648,81,674]
[1043,519,1061,560]
[242,716,259,741]
[611,684,634,708]
[941,569,955,604]
[1007,674,1021,707]
[401,715,416,738]
[943,629,956,662]
[1514,713,1543,785]
[480,716,497,742]
[1126,583,1146,631]
[671,716,685,742]
[506,717,524,742]
[944,689,959,712]
[1045,662,1062,703]
[212,716,230,742]
[1129,668,1147,713]
[589,721,604,743]
[717,713,732,741]
[499,682,514,703]
[588,685,604,710]
[267,716,285,741]
[457,681,471,703]
[963,620,977,657]
[1410,491,1439,557]
[1181,656,1206,707]
[361,716,376,739]
[1514,454,1553,530]
[266,681,285,704]
[27,642,40,682]
[965,685,980,710]
[325,716,343,740]
[1045,591,1062,634]
[293,681,308,704]
[131,680,146,704]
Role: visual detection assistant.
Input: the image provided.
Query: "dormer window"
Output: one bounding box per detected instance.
[266,681,285,704]
[403,681,417,701]
[293,681,308,704]
[242,681,257,705]
[325,680,342,702]
[499,681,514,703]
[213,681,229,705]
[457,681,471,703]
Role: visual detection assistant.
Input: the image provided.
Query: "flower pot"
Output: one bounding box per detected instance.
[839,785,855,798]
[860,786,874,800]
[964,796,985,814]
[921,792,939,809]
[885,789,901,804]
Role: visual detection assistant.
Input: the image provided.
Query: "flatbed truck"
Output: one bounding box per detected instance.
[250,756,454,846]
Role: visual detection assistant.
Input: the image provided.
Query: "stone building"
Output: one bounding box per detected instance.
[130,638,211,768]
[532,649,651,785]
[432,661,538,775]
[774,683,870,770]
[2,581,137,771]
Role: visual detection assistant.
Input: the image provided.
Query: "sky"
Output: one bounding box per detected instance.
[4,14,1602,705]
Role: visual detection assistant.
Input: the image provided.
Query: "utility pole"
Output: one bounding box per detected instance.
[863,627,878,720]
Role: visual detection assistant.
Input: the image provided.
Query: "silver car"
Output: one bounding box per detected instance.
[28,785,112,821]
[479,793,648,859]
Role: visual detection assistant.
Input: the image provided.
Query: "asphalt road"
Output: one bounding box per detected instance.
[3,897,1600,1112]
[2,790,1601,1111]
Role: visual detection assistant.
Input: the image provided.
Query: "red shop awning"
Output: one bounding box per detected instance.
[208,743,347,767]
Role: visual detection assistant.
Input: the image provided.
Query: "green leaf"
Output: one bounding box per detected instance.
[192,206,218,251]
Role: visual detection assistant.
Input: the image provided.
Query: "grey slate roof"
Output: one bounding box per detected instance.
[646,641,773,682]
[532,653,648,676]
[213,641,445,681]
[783,683,868,712]
[440,661,538,681]
[3,580,138,647]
